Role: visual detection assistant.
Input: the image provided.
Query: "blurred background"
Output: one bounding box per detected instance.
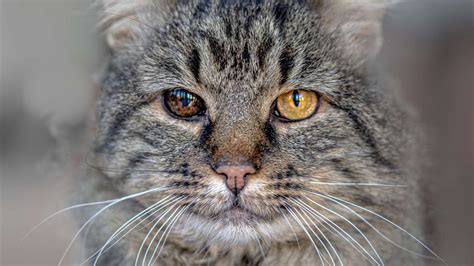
[1,0,472,265]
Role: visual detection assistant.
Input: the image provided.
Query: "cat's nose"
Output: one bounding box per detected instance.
[215,165,256,196]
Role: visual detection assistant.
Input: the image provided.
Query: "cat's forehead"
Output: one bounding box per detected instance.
[144,1,319,98]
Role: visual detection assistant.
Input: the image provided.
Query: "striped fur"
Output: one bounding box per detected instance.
[75,1,432,265]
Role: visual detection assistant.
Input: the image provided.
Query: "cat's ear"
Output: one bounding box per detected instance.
[97,0,175,49]
[315,0,397,66]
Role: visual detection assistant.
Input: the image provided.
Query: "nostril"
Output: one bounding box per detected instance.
[215,165,256,195]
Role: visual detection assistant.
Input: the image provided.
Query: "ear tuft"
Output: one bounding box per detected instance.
[97,0,155,49]
[317,0,399,66]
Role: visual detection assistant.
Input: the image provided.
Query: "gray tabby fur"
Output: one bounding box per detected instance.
[74,0,434,265]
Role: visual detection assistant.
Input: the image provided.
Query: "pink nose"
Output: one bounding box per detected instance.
[215,165,256,195]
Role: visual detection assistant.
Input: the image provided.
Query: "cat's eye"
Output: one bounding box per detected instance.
[274,89,319,121]
[163,88,205,118]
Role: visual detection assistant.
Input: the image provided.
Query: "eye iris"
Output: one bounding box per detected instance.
[164,88,204,118]
[275,89,318,121]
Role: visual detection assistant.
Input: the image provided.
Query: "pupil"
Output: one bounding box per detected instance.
[173,89,193,107]
[291,90,301,107]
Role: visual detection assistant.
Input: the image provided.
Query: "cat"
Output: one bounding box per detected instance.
[71,0,442,265]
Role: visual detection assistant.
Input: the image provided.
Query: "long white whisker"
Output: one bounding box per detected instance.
[296,198,374,264]
[278,209,301,248]
[147,206,185,265]
[24,198,120,240]
[134,205,172,266]
[313,192,446,264]
[58,186,168,266]
[179,209,195,237]
[310,182,406,187]
[290,198,342,265]
[137,197,185,266]
[285,206,325,265]
[81,220,94,261]
[174,195,203,240]
[302,195,382,265]
[290,202,333,265]
[91,195,174,265]
[149,204,190,265]
[100,197,176,247]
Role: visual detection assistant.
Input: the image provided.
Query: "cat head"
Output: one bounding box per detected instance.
[93,0,407,247]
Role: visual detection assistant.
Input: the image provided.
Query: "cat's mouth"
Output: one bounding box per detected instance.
[222,205,260,222]
[219,199,265,222]
[185,195,273,225]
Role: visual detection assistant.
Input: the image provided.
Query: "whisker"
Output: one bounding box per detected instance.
[90,195,174,265]
[310,182,406,188]
[24,198,121,240]
[145,205,185,266]
[289,200,335,265]
[256,236,267,265]
[284,206,325,265]
[58,186,169,266]
[81,223,93,263]
[278,209,301,248]
[94,197,177,258]
[149,204,190,265]
[296,198,374,264]
[302,195,382,265]
[290,198,342,265]
[114,197,179,240]
[176,196,201,239]
[307,190,446,264]
[135,197,185,266]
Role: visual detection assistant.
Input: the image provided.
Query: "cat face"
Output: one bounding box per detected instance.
[94,0,405,246]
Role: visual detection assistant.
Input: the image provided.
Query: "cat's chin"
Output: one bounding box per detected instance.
[175,207,290,247]
[220,205,264,222]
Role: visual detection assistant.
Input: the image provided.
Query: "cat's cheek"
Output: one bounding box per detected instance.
[141,106,203,135]
[239,178,270,203]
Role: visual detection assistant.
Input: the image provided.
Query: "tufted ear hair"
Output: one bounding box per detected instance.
[315,0,398,66]
[97,0,175,49]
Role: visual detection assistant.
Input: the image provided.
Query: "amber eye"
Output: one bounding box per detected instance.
[274,89,319,121]
[163,88,205,118]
